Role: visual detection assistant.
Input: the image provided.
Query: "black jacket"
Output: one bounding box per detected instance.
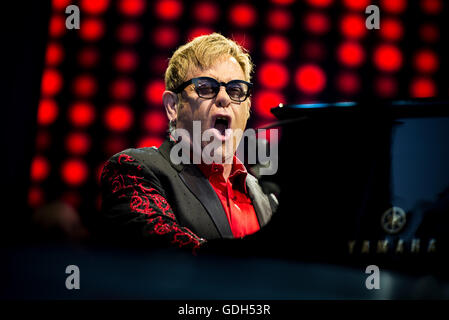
[100,138,277,250]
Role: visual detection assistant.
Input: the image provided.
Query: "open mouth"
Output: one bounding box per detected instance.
[213,116,230,136]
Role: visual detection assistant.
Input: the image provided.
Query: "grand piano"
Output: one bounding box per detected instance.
[238,98,449,275]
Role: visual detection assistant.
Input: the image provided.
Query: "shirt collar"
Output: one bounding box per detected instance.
[197,156,248,193]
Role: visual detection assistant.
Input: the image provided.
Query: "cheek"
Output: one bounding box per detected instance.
[192,101,213,122]
[235,110,249,129]
[176,103,193,126]
[240,104,250,124]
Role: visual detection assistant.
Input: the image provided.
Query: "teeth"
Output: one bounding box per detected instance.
[217,116,227,121]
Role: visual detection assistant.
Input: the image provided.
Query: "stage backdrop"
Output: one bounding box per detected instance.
[28,0,448,230]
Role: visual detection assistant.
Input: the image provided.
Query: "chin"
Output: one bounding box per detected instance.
[220,142,237,164]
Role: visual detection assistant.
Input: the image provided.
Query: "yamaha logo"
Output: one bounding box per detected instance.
[381,206,407,234]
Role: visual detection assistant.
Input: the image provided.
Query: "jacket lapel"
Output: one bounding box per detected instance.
[179,165,233,238]
[158,139,233,238]
[158,138,274,235]
[246,174,273,228]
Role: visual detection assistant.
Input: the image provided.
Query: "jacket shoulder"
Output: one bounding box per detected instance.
[106,147,167,169]
[106,146,181,184]
[107,147,158,161]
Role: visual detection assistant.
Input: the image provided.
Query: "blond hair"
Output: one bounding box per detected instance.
[164,33,253,91]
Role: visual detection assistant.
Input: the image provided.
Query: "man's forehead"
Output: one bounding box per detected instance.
[185,55,245,81]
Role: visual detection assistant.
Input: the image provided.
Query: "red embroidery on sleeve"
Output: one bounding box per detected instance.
[102,153,205,252]
[150,193,175,219]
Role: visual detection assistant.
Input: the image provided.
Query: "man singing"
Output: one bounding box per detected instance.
[100,33,277,251]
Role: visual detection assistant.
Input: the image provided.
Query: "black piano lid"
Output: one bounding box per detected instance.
[270,98,449,121]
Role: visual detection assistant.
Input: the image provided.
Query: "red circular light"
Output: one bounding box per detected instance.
[61,159,88,186]
[28,187,44,208]
[68,102,96,127]
[375,76,397,98]
[421,0,442,14]
[145,80,165,105]
[229,4,256,28]
[143,111,167,134]
[73,75,97,97]
[373,44,402,72]
[110,78,135,100]
[263,35,290,59]
[295,64,327,94]
[155,0,183,20]
[137,136,164,148]
[259,63,289,89]
[187,27,214,41]
[230,33,253,51]
[104,136,127,156]
[271,0,295,4]
[256,128,280,144]
[66,132,91,155]
[414,49,438,73]
[45,43,64,66]
[303,12,330,35]
[37,99,59,125]
[194,2,219,23]
[306,0,333,7]
[30,156,50,182]
[254,91,285,119]
[49,15,66,38]
[114,50,138,72]
[119,0,146,16]
[36,131,51,150]
[380,18,403,41]
[340,14,366,39]
[336,72,360,95]
[419,24,439,43]
[302,42,326,60]
[410,77,436,97]
[104,104,134,132]
[41,69,63,96]
[80,0,110,14]
[337,41,365,67]
[117,23,142,44]
[80,18,104,41]
[343,0,369,10]
[78,47,99,67]
[52,0,71,10]
[61,191,81,208]
[380,0,406,13]
[150,55,169,74]
[267,9,292,30]
[153,26,179,48]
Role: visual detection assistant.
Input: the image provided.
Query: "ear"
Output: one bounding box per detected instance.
[163,90,178,122]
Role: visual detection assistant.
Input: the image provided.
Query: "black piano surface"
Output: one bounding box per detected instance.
[239,98,449,276]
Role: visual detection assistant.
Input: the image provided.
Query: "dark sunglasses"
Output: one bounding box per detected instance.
[173,76,252,102]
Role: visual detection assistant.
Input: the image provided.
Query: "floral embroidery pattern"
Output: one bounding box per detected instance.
[101,153,205,252]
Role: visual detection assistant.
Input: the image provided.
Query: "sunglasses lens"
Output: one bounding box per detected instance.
[194,78,251,102]
[195,78,219,98]
[226,81,249,102]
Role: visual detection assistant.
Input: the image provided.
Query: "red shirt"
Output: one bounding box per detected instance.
[197,157,260,238]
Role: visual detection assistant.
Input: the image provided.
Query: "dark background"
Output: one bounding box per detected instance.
[2,0,449,300]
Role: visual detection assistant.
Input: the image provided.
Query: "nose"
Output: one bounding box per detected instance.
[215,85,232,108]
